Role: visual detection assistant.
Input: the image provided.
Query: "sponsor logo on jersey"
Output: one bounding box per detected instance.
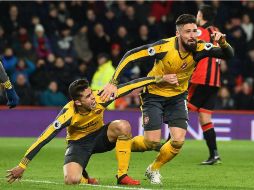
[204,43,213,50]
[53,120,61,129]
[148,47,156,56]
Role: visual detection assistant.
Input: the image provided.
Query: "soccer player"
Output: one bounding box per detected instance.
[0,58,19,108]
[188,5,222,165]
[100,14,234,184]
[6,75,172,185]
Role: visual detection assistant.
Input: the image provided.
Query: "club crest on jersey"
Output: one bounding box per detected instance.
[94,109,102,114]
[147,47,156,56]
[181,62,188,70]
[53,120,61,129]
[204,43,213,50]
[197,29,202,37]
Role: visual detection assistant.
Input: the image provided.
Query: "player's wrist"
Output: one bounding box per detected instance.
[18,157,30,170]
[155,76,163,83]
[218,37,228,48]
[3,80,12,90]
[18,163,27,170]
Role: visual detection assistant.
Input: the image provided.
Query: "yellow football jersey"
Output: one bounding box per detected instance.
[18,76,159,168]
[112,36,233,97]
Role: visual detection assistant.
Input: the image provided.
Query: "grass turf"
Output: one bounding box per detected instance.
[0,138,253,190]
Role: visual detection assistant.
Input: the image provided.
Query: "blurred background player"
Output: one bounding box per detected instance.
[188,5,222,165]
[0,58,19,108]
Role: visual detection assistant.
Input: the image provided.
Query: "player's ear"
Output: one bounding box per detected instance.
[176,29,180,37]
[74,100,82,106]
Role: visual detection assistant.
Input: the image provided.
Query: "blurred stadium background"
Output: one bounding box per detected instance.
[0,1,254,190]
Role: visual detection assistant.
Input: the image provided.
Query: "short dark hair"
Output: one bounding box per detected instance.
[175,14,196,27]
[199,5,216,23]
[68,79,89,100]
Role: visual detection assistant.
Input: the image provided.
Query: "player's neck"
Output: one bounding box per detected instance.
[178,39,188,52]
[77,106,91,115]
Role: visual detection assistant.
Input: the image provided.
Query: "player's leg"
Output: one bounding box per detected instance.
[199,111,221,165]
[188,84,221,164]
[146,92,188,184]
[63,139,97,185]
[131,94,163,152]
[63,162,83,185]
[93,121,140,185]
[198,86,221,165]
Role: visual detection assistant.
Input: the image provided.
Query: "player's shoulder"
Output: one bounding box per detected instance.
[152,36,175,50]
[161,36,175,43]
[151,37,172,47]
[61,101,75,115]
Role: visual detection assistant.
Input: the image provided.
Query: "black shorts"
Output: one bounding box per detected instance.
[188,84,219,113]
[64,123,115,168]
[140,92,189,130]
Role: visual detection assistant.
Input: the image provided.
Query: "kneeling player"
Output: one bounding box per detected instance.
[6,76,170,185]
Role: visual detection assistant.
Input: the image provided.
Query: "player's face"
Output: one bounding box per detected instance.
[177,23,198,52]
[77,88,96,111]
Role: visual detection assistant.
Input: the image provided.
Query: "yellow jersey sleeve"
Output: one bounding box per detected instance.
[18,106,73,169]
[101,77,159,107]
[111,39,169,83]
[194,41,234,62]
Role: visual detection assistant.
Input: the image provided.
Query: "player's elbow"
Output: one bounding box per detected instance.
[64,175,81,185]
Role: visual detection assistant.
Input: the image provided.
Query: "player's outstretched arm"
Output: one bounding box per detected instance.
[6,107,72,183]
[100,39,169,102]
[0,59,19,108]
[100,74,177,107]
[196,31,234,62]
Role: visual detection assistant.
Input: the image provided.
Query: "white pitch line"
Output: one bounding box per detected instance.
[1,178,157,190]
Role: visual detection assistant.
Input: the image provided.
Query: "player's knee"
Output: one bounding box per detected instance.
[64,174,81,185]
[169,140,184,151]
[115,120,131,135]
[144,139,161,151]
[199,113,211,124]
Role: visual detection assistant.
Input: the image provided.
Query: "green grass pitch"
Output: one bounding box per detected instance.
[0,138,254,190]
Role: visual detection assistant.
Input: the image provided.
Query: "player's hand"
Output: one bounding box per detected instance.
[211,31,226,46]
[162,74,179,86]
[5,88,19,108]
[6,166,25,183]
[99,83,117,102]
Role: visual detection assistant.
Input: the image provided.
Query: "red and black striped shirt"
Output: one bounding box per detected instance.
[190,23,221,87]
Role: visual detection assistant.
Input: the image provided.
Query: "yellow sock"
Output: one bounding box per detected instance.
[151,140,184,170]
[116,135,131,178]
[131,136,148,152]
[80,176,88,184]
